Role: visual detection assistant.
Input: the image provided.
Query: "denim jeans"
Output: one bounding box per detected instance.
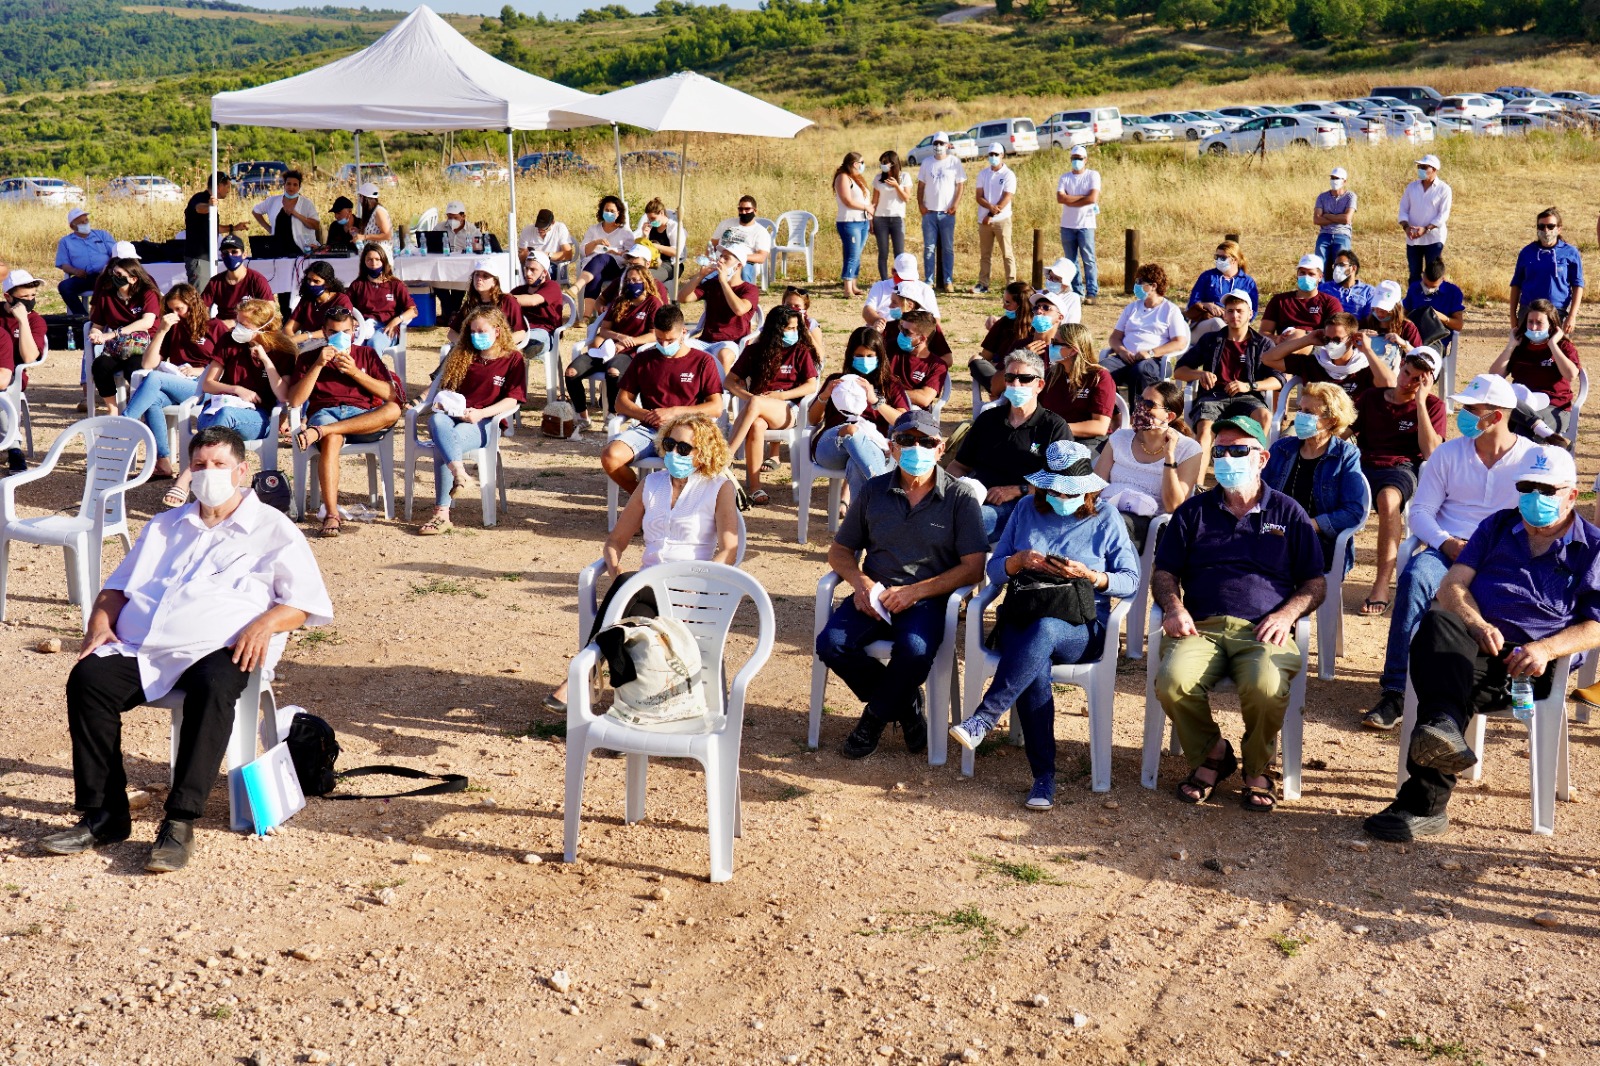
[836,220,869,282]
[58,275,96,317]
[1405,242,1444,287]
[1058,227,1098,297]
[428,411,491,507]
[741,263,761,286]
[1314,233,1351,268]
[872,216,905,280]
[920,211,956,288]
[198,404,269,441]
[816,595,946,723]
[123,372,199,458]
[974,616,1105,779]
[981,495,1020,543]
[310,403,386,443]
[1379,546,1451,694]
[812,425,890,498]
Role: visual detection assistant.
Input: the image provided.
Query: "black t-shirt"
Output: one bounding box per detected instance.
[183,191,210,257]
[273,206,300,256]
[1283,453,1320,516]
[954,403,1074,488]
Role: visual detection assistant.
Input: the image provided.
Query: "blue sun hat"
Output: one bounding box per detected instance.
[1025,439,1107,496]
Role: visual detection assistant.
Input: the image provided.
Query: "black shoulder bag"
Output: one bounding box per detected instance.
[987,570,1097,649]
[286,712,469,800]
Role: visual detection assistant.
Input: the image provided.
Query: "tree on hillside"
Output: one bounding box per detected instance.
[1158,0,1222,28]
[1218,0,1289,30]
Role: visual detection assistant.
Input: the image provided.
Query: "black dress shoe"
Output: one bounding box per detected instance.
[840,711,887,760]
[1410,716,1478,775]
[40,809,132,855]
[901,691,928,755]
[145,819,195,873]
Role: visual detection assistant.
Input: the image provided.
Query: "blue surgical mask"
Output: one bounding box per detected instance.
[1525,329,1550,344]
[658,340,681,356]
[897,446,937,477]
[1045,493,1082,516]
[329,330,351,352]
[469,331,495,351]
[1071,158,1086,171]
[662,451,696,480]
[852,355,877,374]
[222,254,245,271]
[1002,308,1017,320]
[1048,345,1063,364]
[1296,275,1316,293]
[1003,385,1032,407]
[781,329,799,346]
[1293,412,1321,439]
[1519,490,1563,528]
[1044,280,1063,294]
[1133,283,1148,301]
[896,332,914,352]
[1212,454,1256,490]
[888,307,903,321]
[1455,409,1485,439]
[602,209,618,223]
[1030,312,1053,333]
[1416,166,1429,181]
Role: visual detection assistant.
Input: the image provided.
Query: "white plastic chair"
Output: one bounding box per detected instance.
[754,218,778,291]
[529,293,579,400]
[1314,472,1374,681]
[562,562,776,883]
[0,416,155,631]
[412,207,439,236]
[807,570,975,766]
[401,375,511,527]
[0,393,19,455]
[1396,654,1572,835]
[576,511,747,645]
[603,412,664,531]
[1562,367,1588,454]
[770,210,819,285]
[959,577,1131,789]
[289,406,396,521]
[1125,513,1173,657]
[1,349,45,457]
[147,633,285,833]
[792,422,860,545]
[81,323,129,414]
[1439,330,1459,414]
[1141,606,1312,801]
[1270,375,1303,435]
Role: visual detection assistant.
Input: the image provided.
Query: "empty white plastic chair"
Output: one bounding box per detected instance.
[1314,472,1374,681]
[0,416,155,630]
[770,210,819,285]
[1,348,46,457]
[289,406,396,521]
[401,374,511,527]
[563,562,775,883]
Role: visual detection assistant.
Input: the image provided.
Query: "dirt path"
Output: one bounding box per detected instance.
[937,3,996,25]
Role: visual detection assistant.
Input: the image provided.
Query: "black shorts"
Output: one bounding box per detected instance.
[1190,392,1268,426]
[1363,460,1419,507]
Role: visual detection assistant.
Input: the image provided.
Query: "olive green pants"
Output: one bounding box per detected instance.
[1155,616,1302,779]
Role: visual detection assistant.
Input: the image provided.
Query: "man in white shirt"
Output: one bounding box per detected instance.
[710,194,771,286]
[1360,374,1531,731]
[1397,154,1451,288]
[972,143,1016,295]
[251,169,321,258]
[518,209,575,281]
[1056,145,1101,304]
[863,252,919,330]
[43,427,333,872]
[916,132,966,292]
[442,200,481,254]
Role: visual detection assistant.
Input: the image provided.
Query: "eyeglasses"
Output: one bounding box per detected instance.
[1135,400,1167,414]
[1003,372,1040,384]
[1537,224,1559,232]
[1516,481,1562,496]
[1211,444,1259,459]
[892,433,940,449]
[661,440,695,457]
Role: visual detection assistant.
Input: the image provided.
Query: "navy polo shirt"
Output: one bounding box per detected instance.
[1456,508,1600,647]
[1511,239,1585,313]
[1155,485,1325,624]
[1404,280,1465,319]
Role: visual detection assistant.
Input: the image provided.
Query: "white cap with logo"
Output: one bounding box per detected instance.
[445,200,467,215]
[1450,373,1517,409]
[1517,444,1577,487]
[1371,279,1404,312]
[1221,288,1254,311]
[1404,346,1443,375]
[892,252,919,279]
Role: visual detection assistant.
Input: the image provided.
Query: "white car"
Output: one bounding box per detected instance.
[444,161,509,185]
[1503,97,1565,116]
[1149,111,1223,140]
[1036,117,1095,152]
[1120,115,1175,143]
[1290,100,1360,117]
[1199,114,1343,156]
[103,175,183,204]
[0,176,85,206]
[1215,105,1275,123]
[1361,109,1432,145]
[1302,110,1370,145]
[1190,109,1244,131]
[1434,113,1503,137]
[1499,113,1559,136]
[1438,93,1503,118]
[905,130,978,166]
[1551,90,1600,107]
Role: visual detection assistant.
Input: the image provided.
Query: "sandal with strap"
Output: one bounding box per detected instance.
[1240,780,1278,813]
[161,484,190,509]
[295,424,323,452]
[748,488,771,506]
[1174,740,1238,805]
[319,514,343,538]
[418,513,452,536]
[1359,598,1390,617]
[760,457,780,473]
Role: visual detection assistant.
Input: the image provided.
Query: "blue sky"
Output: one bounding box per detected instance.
[234,0,762,16]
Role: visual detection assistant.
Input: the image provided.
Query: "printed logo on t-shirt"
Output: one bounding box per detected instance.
[780,364,794,375]
[1076,386,1092,399]
[492,375,506,387]
[679,372,696,383]
[1398,419,1416,433]
[1261,521,1287,537]
[910,368,928,382]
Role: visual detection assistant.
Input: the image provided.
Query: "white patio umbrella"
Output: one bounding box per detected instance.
[546,72,814,291]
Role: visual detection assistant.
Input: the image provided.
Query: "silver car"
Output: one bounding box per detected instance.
[1121,115,1176,143]
[1149,111,1224,141]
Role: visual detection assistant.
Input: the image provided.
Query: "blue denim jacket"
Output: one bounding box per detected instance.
[1263,434,1366,574]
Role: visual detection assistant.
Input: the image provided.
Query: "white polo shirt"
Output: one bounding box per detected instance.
[1057,169,1101,230]
[518,221,573,258]
[975,164,1016,224]
[917,155,967,213]
[1408,434,1534,549]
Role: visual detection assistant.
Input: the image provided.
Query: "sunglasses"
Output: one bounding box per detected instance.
[1516,481,1562,496]
[1003,372,1040,384]
[892,433,940,449]
[660,439,695,457]
[1537,224,1559,232]
[785,287,810,298]
[1211,444,1259,459]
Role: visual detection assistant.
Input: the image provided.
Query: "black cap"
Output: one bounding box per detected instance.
[219,235,244,252]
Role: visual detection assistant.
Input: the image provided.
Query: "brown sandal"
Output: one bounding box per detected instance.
[319,514,342,538]
[1240,779,1277,813]
[295,424,324,451]
[1175,741,1238,805]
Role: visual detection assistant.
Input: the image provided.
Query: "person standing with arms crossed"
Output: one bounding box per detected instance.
[1056,145,1100,305]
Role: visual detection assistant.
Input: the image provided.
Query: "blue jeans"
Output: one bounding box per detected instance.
[920,211,956,289]
[1059,227,1098,297]
[741,263,761,286]
[836,220,869,282]
[981,495,1020,543]
[1379,546,1451,694]
[58,275,96,317]
[309,403,386,443]
[1405,242,1444,287]
[812,425,890,498]
[123,372,199,458]
[816,596,946,723]
[428,411,491,507]
[198,405,269,441]
[1314,232,1351,267]
[973,616,1106,779]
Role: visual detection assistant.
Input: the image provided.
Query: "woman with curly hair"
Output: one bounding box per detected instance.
[1038,320,1116,449]
[571,193,637,318]
[124,283,228,480]
[285,261,355,345]
[725,306,822,503]
[565,261,663,426]
[544,411,739,712]
[88,257,161,415]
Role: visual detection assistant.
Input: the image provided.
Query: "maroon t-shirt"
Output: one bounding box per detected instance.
[510,276,565,333]
[601,294,663,340]
[617,346,723,410]
[695,277,760,343]
[1039,365,1116,425]
[451,353,528,411]
[347,276,415,323]
[202,269,274,320]
[161,318,229,369]
[293,342,391,412]
[893,349,949,397]
[448,293,525,334]
[1359,314,1423,351]
[980,316,1031,358]
[288,292,356,335]
[90,288,161,330]
[1507,338,1580,410]
[886,321,954,364]
[0,310,46,390]
[1262,290,1342,333]
[1282,350,1376,401]
[209,337,289,412]
[1354,387,1446,468]
[730,343,820,395]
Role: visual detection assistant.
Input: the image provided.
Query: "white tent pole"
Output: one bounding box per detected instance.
[674,129,689,301]
[613,122,625,204]
[505,128,519,286]
[209,124,219,275]
[354,129,362,183]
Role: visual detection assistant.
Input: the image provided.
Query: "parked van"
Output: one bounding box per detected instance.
[1371,85,1445,114]
[1044,107,1122,144]
[966,117,1039,156]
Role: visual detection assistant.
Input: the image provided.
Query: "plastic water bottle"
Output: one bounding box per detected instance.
[1511,667,1534,723]
[67,327,77,352]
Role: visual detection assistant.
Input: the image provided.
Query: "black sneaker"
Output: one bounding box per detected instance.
[145,818,195,873]
[900,691,928,756]
[1362,690,1404,730]
[840,711,888,760]
[39,809,131,855]
[1410,716,1478,775]
[1363,802,1449,842]
[5,448,24,473]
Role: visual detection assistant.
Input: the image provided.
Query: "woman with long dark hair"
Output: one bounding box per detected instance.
[1038,321,1116,450]
[87,258,160,415]
[286,261,355,345]
[870,150,912,282]
[834,152,871,298]
[725,306,822,503]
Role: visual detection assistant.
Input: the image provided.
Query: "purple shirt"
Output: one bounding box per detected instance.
[1456,508,1600,647]
[1155,486,1325,624]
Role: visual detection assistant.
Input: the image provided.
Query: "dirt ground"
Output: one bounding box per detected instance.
[2,277,1599,1066]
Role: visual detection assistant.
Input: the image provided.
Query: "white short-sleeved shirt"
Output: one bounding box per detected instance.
[916,156,967,213]
[975,165,1016,224]
[98,491,334,700]
[518,221,573,257]
[1112,298,1190,353]
[1057,169,1101,230]
[863,279,898,320]
[579,222,636,269]
[711,219,772,257]
[873,175,907,218]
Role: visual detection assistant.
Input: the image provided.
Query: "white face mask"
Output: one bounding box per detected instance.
[988,155,1002,168]
[933,144,949,158]
[231,325,257,344]
[880,162,891,173]
[1329,179,1344,191]
[449,218,464,231]
[191,467,240,508]
[74,223,91,236]
[1332,265,1350,284]
[1214,257,1232,274]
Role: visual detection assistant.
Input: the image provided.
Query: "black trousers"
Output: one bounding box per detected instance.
[91,352,143,399]
[564,351,632,414]
[1397,608,1553,816]
[66,648,251,821]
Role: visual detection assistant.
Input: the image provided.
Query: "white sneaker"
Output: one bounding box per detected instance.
[948,715,993,752]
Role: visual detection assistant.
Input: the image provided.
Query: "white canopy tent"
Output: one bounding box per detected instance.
[207,5,609,281]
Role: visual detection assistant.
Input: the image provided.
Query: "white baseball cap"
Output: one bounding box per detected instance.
[932,131,952,144]
[445,200,467,215]
[472,256,503,279]
[1371,279,1404,312]
[1415,154,1441,170]
[986,143,1006,157]
[1511,382,1550,414]
[624,245,652,263]
[356,181,381,198]
[1404,346,1443,375]
[895,279,937,312]
[1032,291,1076,318]
[1450,373,1517,410]
[67,207,88,225]
[1221,288,1254,311]
[4,269,39,292]
[524,249,551,272]
[1045,256,1078,284]
[1297,253,1324,272]
[114,240,139,261]
[1516,444,1577,488]
[718,242,749,264]
[892,252,919,279]
[1329,167,1348,180]
[1070,145,1088,159]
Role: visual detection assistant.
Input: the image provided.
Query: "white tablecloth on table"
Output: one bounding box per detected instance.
[143,254,501,296]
